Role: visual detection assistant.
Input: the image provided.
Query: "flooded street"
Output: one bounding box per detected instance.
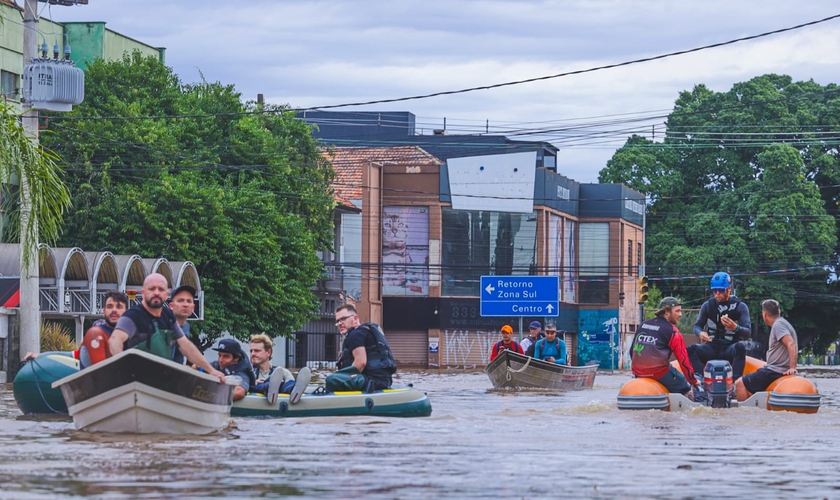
[1,368,839,499]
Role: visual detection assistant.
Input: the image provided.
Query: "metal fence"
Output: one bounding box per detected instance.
[286,331,342,369]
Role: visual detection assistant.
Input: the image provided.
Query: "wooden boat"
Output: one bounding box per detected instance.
[485,350,598,390]
[232,386,432,418]
[52,350,236,434]
[13,351,79,414]
[617,356,820,413]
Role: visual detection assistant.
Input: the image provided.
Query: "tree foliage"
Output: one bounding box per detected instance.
[41,51,335,341]
[600,74,840,352]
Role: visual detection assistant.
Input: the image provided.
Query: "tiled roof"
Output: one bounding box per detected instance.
[325,146,442,203]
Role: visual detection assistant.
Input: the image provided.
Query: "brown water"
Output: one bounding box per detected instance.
[1,369,839,499]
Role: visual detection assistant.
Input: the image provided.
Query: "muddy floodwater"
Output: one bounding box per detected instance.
[1,368,839,499]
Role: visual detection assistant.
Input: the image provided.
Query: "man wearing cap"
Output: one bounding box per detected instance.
[534,324,567,364]
[169,284,201,365]
[489,325,524,361]
[521,321,545,357]
[210,338,256,401]
[109,273,226,384]
[630,297,698,398]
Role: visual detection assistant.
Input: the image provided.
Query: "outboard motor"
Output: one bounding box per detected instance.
[703,360,734,408]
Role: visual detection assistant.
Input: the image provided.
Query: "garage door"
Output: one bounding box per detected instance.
[385,330,428,368]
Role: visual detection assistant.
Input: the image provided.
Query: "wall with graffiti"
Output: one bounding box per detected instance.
[578,309,619,369]
[439,329,500,368]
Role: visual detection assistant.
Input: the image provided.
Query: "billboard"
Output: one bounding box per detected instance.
[383,206,429,296]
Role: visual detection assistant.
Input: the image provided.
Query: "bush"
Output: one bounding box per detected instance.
[41,322,76,352]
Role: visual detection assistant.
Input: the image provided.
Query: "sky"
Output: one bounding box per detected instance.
[41,0,840,183]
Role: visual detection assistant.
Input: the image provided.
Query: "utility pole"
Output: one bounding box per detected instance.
[19,0,40,359]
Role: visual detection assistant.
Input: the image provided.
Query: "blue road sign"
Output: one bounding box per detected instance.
[480,275,560,317]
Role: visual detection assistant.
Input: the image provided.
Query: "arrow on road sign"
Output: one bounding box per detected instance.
[485,283,495,295]
[546,304,554,314]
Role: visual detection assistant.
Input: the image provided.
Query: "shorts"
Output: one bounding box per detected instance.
[654,366,691,395]
[741,367,784,394]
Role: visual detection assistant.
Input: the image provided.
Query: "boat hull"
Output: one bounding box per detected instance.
[53,350,235,434]
[485,350,598,390]
[232,386,432,418]
[13,352,79,414]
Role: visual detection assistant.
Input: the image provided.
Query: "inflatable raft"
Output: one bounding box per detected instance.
[232,386,432,418]
[617,356,820,413]
[13,352,79,414]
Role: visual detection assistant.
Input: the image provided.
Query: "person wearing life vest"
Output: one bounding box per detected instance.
[688,272,751,381]
[108,273,226,385]
[327,304,397,393]
[534,324,566,364]
[630,297,697,397]
[489,325,524,361]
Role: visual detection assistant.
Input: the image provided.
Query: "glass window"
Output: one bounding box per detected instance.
[579,223,609,304]
[442,208,537,296]
[1,71,19,100]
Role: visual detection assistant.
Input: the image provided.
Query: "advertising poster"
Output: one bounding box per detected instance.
[383,206,429,296]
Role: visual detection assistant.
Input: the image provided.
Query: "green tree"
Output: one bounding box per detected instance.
[601,74,840,351]
[41,51,335,342]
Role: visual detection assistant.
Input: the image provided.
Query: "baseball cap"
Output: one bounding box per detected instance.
[529,321,541,329]
[658,297,681,309]
[212,338,244,358]
[500,325,513,334]
[170,284,196,301]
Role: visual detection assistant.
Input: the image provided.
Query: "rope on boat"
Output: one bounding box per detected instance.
[505,356,532,381]
[29,357,64,414]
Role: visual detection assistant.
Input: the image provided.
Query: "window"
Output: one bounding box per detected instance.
[578,223,609,304]
[1,71,20,100]
[442,208,537,296]
[627,239,633,277]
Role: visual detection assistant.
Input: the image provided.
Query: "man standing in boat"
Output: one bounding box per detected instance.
[108,273,226,384]
[733,299,797,401]
[169,284,202,364]
[688,272,751,383]
[521,321,545,357]
[630,297,698,399]
[327,304,397,393]
[489,325,524,361]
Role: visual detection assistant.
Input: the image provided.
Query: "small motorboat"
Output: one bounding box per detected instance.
[232,386,432,418]
[52,349,236,434]
[13,351,79,414]
[485,349,598,390]
[617,356,820,413]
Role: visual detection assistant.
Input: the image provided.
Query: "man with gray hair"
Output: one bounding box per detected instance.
[734,299,797,401]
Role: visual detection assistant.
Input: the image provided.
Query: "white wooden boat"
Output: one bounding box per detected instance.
[52,349,235,434]
[485,350,598,390]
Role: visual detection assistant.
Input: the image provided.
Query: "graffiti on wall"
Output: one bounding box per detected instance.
[578,309,619,369]
[443,329,498,368]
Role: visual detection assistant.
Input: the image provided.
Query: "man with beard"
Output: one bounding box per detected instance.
[109,273,225,384]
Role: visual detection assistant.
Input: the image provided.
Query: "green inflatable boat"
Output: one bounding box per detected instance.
[232,386,432,418]
[13,352,79,414]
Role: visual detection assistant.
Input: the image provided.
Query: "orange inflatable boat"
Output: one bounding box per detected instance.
[617,356,820,413]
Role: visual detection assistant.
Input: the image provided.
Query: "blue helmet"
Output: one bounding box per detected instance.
[710,272,731,290]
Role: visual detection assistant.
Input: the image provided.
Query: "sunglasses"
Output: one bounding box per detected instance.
[711,288,727,294]
[546,330,558,334]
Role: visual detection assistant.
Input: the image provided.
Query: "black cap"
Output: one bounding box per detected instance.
[169,284,196,301]
[212,338,244,358]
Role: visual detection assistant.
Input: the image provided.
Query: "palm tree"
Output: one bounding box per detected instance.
[0,100,71,265]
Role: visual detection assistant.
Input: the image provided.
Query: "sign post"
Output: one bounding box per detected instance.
[480,276,560,317]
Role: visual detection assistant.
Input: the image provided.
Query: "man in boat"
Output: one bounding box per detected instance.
[533,324,567,364]
[326,304,397,393]
[630,297,698,399]
[733,299,797,401]
[489,325,524,361]
[249,333,310,404]
[521,321,545,357]
[23,290,129,368]
[108,273,226,384]
[210,338,255,401]
[688,272,751,383]
[168,284,206,364]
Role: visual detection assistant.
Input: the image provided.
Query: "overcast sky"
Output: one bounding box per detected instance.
[44,0,840,183]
